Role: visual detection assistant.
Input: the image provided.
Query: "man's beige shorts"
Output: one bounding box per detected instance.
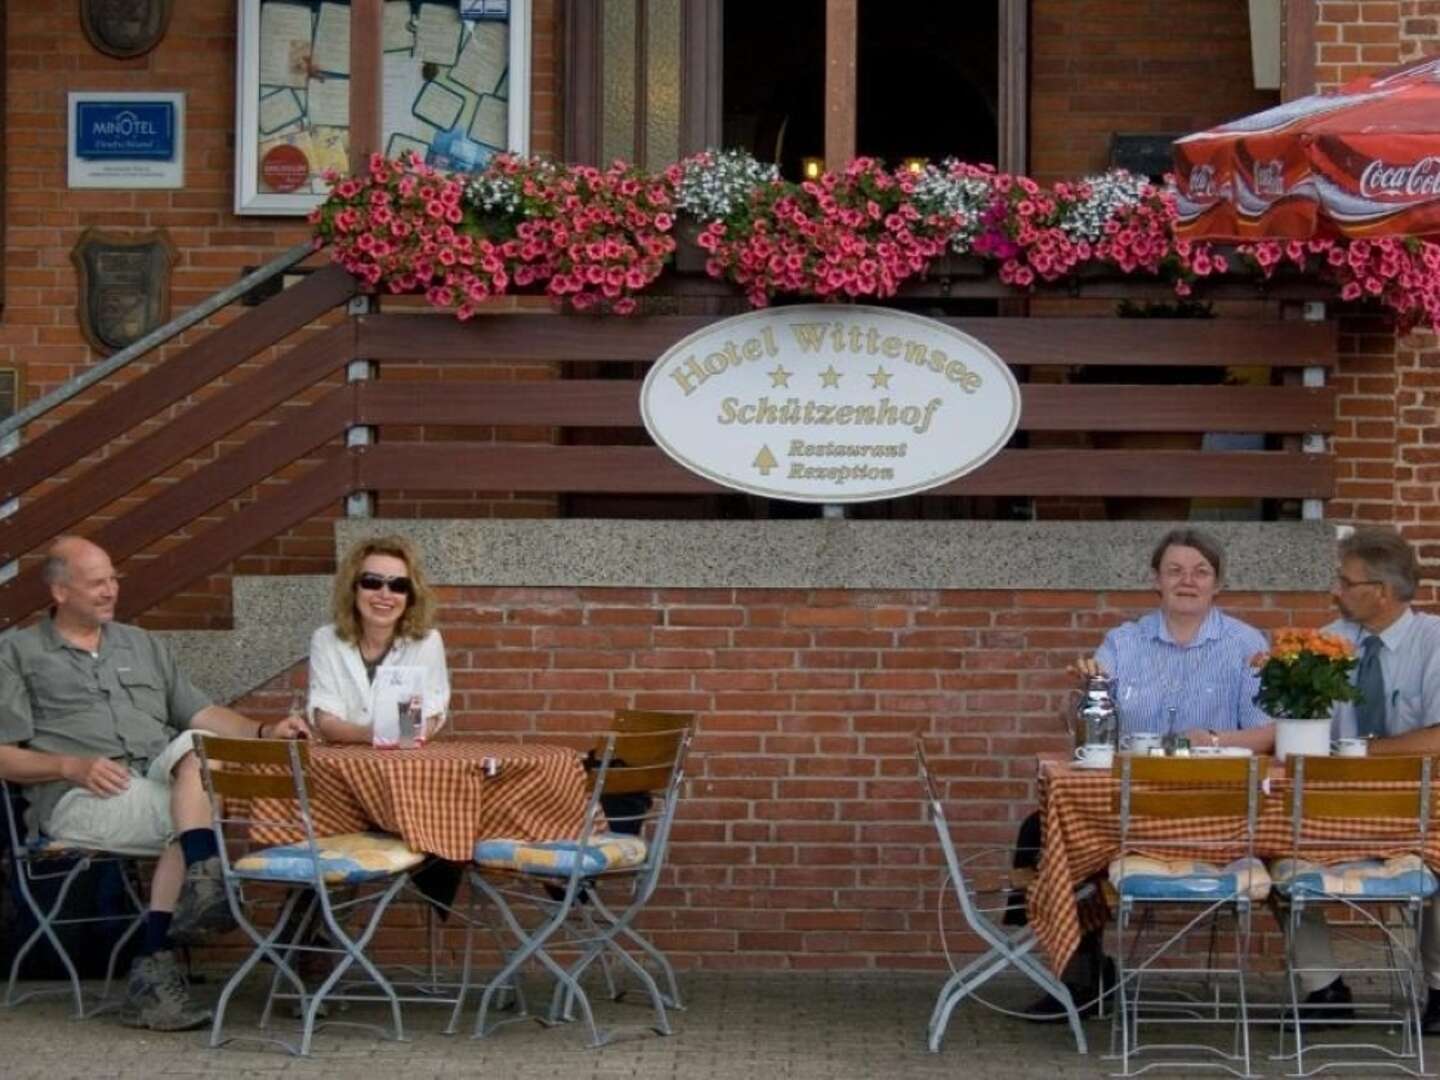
[46,730,199,856]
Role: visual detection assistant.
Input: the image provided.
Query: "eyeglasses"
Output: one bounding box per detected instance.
[1334,574,1383,590]
[1158,565,1216,583]
[355,572,413,597]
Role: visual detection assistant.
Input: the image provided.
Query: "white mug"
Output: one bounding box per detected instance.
[1074,743,1115,768]
[1122,732,1163,754]
[1331,737,1369,758]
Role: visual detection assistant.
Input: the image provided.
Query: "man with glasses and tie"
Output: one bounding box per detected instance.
[1291,527,1440,1029]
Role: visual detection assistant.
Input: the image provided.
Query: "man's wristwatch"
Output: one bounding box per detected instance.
[257,721,269,739]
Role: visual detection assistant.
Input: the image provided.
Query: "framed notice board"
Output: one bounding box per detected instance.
[235,0,530,215]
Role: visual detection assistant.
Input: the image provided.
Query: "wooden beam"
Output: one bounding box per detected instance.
[0,265,358,502]
[997,0,1029,175]
[349,0,384,170]
[562,0,604,165]
[356,312,1338,368]
[824,0,857,170]
[0,322,356,563]
[356,381,1336,434]
[0,387,355,629]
[356,444,1335,498]
[115,455,352,621]
[1283,0,1317,99]
[680,0,723,157]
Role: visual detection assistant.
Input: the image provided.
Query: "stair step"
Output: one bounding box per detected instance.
[231,573,331,629]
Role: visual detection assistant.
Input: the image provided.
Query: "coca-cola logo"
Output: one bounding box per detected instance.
[1254,159,1285,196]
[1188,164,1217,198]
[1359,156,1440,199]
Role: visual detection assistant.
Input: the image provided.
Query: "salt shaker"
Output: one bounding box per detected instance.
[1161,706,1179,756]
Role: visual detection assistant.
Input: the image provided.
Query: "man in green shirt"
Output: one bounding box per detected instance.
[0,536,307,1031]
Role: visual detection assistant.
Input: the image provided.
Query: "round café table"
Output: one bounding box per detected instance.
[251,738,594,861]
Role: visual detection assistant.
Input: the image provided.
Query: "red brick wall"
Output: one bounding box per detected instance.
[229,583,1334,968]
[1314,0,1406,85]
[1306,9,1440,602]
[1029,0,1278,181]
[2,3,562,628]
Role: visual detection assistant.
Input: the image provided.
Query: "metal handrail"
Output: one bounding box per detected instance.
[0,241,317,447]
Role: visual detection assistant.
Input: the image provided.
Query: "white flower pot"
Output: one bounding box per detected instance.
[1274,717,1332,762]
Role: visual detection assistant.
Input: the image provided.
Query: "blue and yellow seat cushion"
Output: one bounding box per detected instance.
[1107,855,1272,902]
[232,832,424,884]
[30,835,165,859]
[472,834,648,878]
[1270,854,1439,899]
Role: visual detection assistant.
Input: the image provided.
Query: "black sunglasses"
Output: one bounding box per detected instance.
[355,572,414,597]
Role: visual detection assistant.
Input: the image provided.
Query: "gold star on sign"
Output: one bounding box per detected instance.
[869,366,892,389]
[819,365,843,388]
[768,365,792,388]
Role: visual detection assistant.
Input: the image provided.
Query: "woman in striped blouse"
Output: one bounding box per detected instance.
[1076,526,1274,752]
[1020,527,1273,1022]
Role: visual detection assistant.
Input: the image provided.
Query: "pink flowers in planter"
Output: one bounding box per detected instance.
[1234,236,1440,337]
[312,152,676,319]
[310,148,1440,336]
[695,159,956,307]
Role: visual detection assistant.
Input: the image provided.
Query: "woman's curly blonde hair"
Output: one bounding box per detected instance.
[331,534,435,645]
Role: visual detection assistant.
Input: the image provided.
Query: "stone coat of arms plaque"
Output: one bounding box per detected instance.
[70,228,177,356]
[80,0,175,60]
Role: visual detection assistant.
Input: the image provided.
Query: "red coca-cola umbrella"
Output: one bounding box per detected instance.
[1173,56,1440,241]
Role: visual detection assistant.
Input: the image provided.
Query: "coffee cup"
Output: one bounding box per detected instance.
[1122,732,1163,755]
[1331,737,1369,758]
[1074,743,1115,768]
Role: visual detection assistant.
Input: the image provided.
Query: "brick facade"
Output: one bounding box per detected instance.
[1306,5,1440,601]
[4,4,1440,971]
[228,583,1334,968]
[1029,0,1277,181]
[3,2,563,628]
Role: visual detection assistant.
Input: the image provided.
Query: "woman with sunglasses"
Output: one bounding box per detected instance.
[306,535,450,743]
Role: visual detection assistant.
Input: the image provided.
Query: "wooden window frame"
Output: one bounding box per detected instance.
[565,0,1025,173]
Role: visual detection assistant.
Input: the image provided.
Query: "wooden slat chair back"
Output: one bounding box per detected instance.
[1287,753,1432,824]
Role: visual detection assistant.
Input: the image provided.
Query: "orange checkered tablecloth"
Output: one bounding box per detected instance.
[251,739,594,862]
[1030,754,1440,976]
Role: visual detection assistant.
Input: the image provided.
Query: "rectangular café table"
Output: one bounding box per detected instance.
[251,738,594,861]
[1028,753,1440,976]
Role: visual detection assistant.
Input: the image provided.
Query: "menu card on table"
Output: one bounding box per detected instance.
[371,665,426,747]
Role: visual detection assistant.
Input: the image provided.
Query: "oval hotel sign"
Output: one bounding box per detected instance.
[641,305,1022,503]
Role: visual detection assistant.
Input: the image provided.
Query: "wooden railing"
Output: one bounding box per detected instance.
[0,263,1337,630]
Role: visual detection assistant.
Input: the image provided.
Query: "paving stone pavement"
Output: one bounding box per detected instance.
[0,970,1419,1079]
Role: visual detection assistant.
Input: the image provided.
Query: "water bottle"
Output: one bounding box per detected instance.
[398,694,421,749]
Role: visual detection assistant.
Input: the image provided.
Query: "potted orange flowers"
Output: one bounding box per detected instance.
[1252,628,1362,759]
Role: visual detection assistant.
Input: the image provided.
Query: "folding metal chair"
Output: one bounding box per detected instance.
[1,778,151,1018]
[915,740,1091,1056]
[192,734,426,1056]
[1109,754,1269,1078]
[461,723,692,1046]
[1271,754,1436,1078]
[597,710,695,1007]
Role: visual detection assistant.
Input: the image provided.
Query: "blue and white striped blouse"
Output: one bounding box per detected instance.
[1096,608,1269,735]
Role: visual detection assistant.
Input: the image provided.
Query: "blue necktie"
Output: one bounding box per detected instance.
[1354,635,1386,738]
